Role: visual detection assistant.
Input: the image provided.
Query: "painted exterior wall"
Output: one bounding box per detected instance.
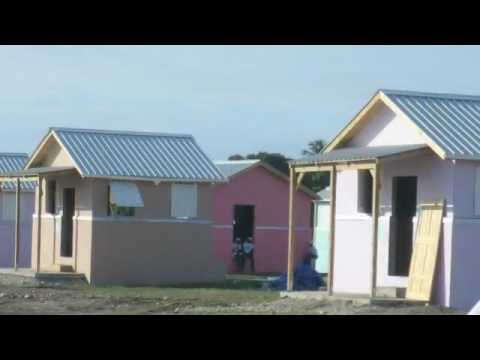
[312,200,329,273]
[0,191,35,268]
[332,152,455,305]
[331,102,457,306]
[450,160,480,310]
[212,165,313,274]
[30,141,225,285]
[347,102,425,148]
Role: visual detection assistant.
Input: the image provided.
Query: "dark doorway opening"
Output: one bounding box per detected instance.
[232,205,255,273]
[233,205,255,240]
[61,188,75,258]
[389,176,417,276]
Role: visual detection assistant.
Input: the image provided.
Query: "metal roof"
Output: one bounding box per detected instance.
[214,160,260,178]
[291,144,428,166]
[0,153,36,192]
[36,128,226,183]
[382,89,480,160]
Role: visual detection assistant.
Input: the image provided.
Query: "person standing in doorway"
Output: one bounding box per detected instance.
[233,237,245,273]
[243,237,255,273]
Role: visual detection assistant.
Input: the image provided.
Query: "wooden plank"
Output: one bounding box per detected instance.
[295,165,333,173]
[406,199,445,302]
[379,92,447,160]
[14,178,21,271]
[287,167,297,291]
[295,172,305,191]
[327,166,336,295]
[336,162,376,171]
[370,164,380,297]
[36,176,43,272]
[324,92,382,152]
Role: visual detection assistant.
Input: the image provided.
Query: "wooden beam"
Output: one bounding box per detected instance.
[336,162,376,171]
[295,165,333,173]
[287,167,297,291]
[324,92,382,152]
[327,166,337,295]
[370,163,380,298]
[13,178,21,271]
[296,172,305,191]
[36,176,43,273]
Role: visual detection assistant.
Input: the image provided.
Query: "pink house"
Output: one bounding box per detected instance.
[212,160,316,274]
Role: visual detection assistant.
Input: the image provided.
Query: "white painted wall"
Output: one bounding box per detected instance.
[347,102,425,148]
[332,150,455,305]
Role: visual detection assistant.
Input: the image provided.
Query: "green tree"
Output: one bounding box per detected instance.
[302,139,326,156]
[228,154,244,160]
[301,139,329,193]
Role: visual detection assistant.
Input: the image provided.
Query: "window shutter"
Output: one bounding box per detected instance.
[2,193,16,221]
[171,184,198,218]
[475,167,480,216]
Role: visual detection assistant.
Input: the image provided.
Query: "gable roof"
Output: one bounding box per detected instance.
[0,153,36,191]
[324,89,480,160]
[26,128,226,183]
[214,160,317,199]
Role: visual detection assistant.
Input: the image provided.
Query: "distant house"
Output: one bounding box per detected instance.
[6,128,227,285]
[212,160,316,274]
[289,89,480,310]
[0,153,35,268]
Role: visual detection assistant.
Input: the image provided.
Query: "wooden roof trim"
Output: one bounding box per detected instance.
[323,91,448,160]
[25,130,85,177]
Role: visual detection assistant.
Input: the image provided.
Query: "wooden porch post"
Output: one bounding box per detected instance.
[370,163,380,297]
[287,166,297,291]
[36,176,43,273]
[327,165,337,296]
[14,178,21,271]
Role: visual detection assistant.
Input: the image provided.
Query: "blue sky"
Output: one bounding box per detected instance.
[1,45,480,160]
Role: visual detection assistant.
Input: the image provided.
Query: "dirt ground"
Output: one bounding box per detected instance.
[0,274,464,315]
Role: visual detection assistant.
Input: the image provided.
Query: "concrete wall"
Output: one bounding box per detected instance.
[31,169,223,284]
[90,220,223,285]
[0,192,34,268]
[212,165,313,274]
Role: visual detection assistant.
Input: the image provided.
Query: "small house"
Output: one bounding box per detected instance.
[0,153,35,268]
[212,160,316,274]
[289,89,480,310]
[4,128,227,285]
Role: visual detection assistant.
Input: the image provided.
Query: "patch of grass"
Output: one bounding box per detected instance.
[88,280,279,306]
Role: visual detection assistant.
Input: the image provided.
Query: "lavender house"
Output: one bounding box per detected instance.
[289,89,480,311]
[0,153,35,268]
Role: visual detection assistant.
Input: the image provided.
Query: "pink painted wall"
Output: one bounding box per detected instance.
[212,165,314,274]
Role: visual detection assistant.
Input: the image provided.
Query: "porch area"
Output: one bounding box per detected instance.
[287,144,450,303]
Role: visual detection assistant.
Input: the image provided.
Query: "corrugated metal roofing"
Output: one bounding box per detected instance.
[291,144,428,166]
[0,153,36,191]
[214,160,260,178]
[382,89,480,160]
[45,128,226,183]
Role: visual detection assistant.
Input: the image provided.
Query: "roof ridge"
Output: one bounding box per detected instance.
[214,160,261,164]
[380,88,480,101]
[50,127,194,139]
